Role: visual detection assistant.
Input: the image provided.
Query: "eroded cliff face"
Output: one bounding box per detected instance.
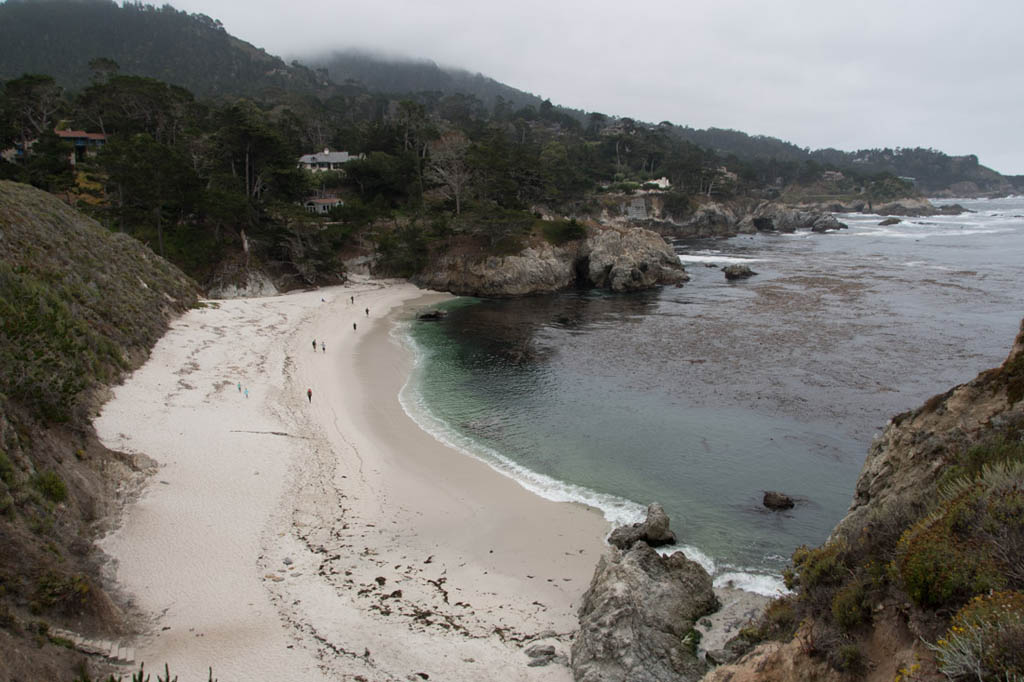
[414,226,689,297]
[704,320,1024,681]
[833,319,1024,543]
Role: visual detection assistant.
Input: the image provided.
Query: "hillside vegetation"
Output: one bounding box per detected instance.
[0,0,322,99]
[0,180,198,680]
[1,1,1020,296]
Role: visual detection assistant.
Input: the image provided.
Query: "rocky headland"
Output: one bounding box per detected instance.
[591,192,969,240]
[414,225,689,297]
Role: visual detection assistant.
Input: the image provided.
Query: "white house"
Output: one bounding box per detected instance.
[297,149,361,172]
[304,197,344,215]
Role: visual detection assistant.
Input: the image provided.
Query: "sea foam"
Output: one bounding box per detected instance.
[393,320,793,595]
[393,321,646,528]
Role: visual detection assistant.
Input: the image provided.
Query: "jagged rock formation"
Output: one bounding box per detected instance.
[832,318,1024,542]
[738,203,849,233]
[585,228,689,292]
[414,226,688,297]
[607,503,677,550]
[573,542,720,682]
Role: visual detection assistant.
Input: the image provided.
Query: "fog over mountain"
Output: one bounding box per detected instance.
[157,0,1024,176]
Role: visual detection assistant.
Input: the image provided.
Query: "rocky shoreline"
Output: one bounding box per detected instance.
[414,225,689,297]
[572,504,770,682]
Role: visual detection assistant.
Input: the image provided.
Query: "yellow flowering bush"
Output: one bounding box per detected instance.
[930,591,1024,680]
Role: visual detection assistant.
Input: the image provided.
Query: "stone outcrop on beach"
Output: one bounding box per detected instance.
[573,541,720,682]
[607,502,677,549]
[414,226,688,297]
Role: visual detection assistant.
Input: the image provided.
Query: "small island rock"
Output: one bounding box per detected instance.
[722,264,757,280]
[763,491,795,510]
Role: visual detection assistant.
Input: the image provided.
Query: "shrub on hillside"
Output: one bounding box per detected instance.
[540,218,587,245]
[895,462,1023,609]
[30,470,67,503]
[930,591,1024,681]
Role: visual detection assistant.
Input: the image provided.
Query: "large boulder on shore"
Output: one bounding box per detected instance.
[573,542,720,682]
[607,502,676,549]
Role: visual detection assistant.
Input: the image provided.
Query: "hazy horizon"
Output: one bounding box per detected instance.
[94,0,1024,175]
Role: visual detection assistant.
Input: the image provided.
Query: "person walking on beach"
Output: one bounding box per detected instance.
[307,388,312,403]
[353,322,357,331]
[321,340,326,353]
[365,307,369,317]
[244,387,249,399]
[237,382,241,393]
[350,295,354,304]
[312,338,317,351]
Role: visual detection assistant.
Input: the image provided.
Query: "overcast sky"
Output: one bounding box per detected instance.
[168,0,1023,175]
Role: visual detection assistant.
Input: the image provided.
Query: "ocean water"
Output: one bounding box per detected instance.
[397,197,1024,595]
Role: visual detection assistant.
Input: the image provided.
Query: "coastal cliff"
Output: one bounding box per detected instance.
[0,181,199,680]
[414,225,689,296]
[705,320,1024,681]
[591,193,965,239]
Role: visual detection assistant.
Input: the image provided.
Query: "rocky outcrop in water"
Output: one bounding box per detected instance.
[607,503,677,550]
[573,541,720,682]
[414,226,688,297]
[585,228,690,292]
[762,491,794,510]
[722,264,757,280]
[739,203,849,233]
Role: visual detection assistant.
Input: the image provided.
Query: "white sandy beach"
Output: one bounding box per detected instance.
[95,278,609,681]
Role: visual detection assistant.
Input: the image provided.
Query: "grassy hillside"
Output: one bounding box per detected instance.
[0,180,199,680]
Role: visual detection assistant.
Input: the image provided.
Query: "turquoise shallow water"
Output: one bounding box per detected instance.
[397,197,1024,594]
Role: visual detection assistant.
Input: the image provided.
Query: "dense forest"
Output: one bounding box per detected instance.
[1,0,1020,291]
